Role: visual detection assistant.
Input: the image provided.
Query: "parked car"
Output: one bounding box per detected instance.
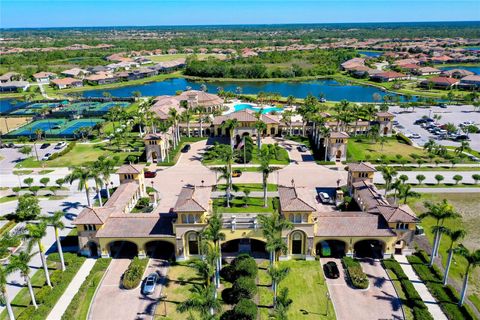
[411,134,421,139]
[40,143,51,149]
[181,144,191,153]
[297,145,308,152]
[319,192,331,204]
[142,273,158,295]
[438,103,447,108]
[55,141,67,149]
[414,119,427,125]
[232,170,242,178]
[144,171,157,178]
[323,261,340,279]
[42,153,51,161]
[455,135,470,141]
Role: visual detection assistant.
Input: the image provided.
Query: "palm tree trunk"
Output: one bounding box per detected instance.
[430,230,439,267]
[273,280,277,307]
[55,227,66,271]
[85,187,91,207]
[39,246,52,287]
[434,232,443,258]
[105,182,111,199]
[269,250,274,267]
[4,290,15,320]
[459,270,469,306]
[443,247,454,285]
[97,185,103,207]
[26,277,38,309]
[263,174,268,207]
[200,119,203,138]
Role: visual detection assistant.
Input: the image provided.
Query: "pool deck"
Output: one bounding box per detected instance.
[223,99,289,115]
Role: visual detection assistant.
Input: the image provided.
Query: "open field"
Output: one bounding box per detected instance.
[213,197,275,213]
[0,116,32,133]
[408,193,480,303]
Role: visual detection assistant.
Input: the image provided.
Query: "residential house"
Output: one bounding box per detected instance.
[32,72,57,84]
[0,81,30,92]
[51,78,84,89]
[370,71,409,82]
[459,75,480,89]
[61,68,89,79]
[420,77,459,89]
[441,69,475,79]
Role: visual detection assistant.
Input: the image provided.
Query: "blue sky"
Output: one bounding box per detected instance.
[1,0,479,28]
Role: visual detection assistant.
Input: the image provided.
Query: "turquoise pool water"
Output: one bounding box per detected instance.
[233,103,283,113]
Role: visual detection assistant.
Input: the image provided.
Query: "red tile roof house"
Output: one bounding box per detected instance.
[32,72,57,84]
[84,72,118,85]
[51,78,83,89]
[420,77,459,90]
[416,66,441,76]
[370,71,409,82]
[459,75,480,89]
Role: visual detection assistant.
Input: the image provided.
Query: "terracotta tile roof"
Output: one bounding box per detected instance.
[352,180,389,210]
[104,182,140,211]
[347,162,376,172]
[376,112,395,118]
[424,77,459,86]
[212,109,280,125]
[371,205,418,223]
[51,78,82,85]
[73,207,114,225]
[316,213,396,237]
[330,131,350,139]
[278,186,316,212]
[174,185,210,212]
[373,71,407,79]
[116,164,144,174]
[33,72,56,79]
[95,215,175,238]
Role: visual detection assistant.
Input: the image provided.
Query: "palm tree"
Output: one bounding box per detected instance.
[272,288,293,320]
[455,141,470,155]
[221,119,239,151]
[255,120,267,150]
[282,110,294,136]
[8,248,38,309]
[456,246,480,307]
[268,265,290,307]
[380,166,398,196]
[217,147,234,207]
[97,156,115,199]
[182,109,193,137]
[442,228,466,285]
[258,213,293,266]
[177,284,221,317]
[0,264,15,320]
[65,166,96,207]
[419,200,460,266]
[189,256,215,287]
[397,184,420,204]
[25,222,52,287]
[286,95,295,107]
[43,211,66,271]
[243,188,251,207]
[168,107,181,149]
[214,166,232,208]
[258,149,275,207]
[202,212,225,288]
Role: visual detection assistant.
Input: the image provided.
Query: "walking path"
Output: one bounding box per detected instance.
[394,254,447,320]
[47,258,97,320]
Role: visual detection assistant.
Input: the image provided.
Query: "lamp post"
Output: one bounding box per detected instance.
[159,293,168,316]
[326,291,331,316]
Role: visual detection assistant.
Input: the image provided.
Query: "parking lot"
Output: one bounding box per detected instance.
[0,142,66,171]
[390,104,480,152]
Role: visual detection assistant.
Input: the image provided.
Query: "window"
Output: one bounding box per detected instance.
[396,223,408,230]
[188,233,199,255]
[182,214,197,224]
[84,224,96,231]
[291,232,303,255]
[358,172,369,178]
[290,213,303,223]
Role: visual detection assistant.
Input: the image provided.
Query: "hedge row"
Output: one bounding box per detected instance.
[407,251,476,320]
[122,257,148,289]
[220,254,258,320]
[16,253,86,320]
[342,257,369,289]
[61,258,111,320]
[382,258,433,320]
[48,141,76,160]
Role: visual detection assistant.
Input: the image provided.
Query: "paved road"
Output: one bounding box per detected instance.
[322,258,404,320]
[89,258,168,320]
[390,104,480,151]
[395,255,447,320]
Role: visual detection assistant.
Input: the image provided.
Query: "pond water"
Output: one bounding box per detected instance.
[358,50,383,57]
[81,77,411,102]
[438,65,480,75]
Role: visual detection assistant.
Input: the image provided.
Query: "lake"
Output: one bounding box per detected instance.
[438,65,480,75]
[358,50,383,57]
[82,78,410,102]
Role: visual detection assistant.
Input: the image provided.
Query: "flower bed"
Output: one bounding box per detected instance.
[342,257,369,289]
[122,257,148,289]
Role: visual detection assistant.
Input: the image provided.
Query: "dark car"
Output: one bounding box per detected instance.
[323,261,340,279]
[181,144,191,153]
[455,135,470,141]
[40,143,51,149]
[297,145,308,152]
[142,273,158,295]
[144,171,157,178]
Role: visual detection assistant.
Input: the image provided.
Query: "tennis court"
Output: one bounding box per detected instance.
[58,119,104,135]
[9,119,66,136]
[96,101,130,111]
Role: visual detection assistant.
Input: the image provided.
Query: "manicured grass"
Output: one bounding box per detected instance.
[61,258,111,320]
[386,269,414,320]
[13,170,33,175]
[38,169,55,175]
[202,144,290,166]
[213,197,275,213]
[408,193,480,302]
[277,260,336,320]
[388,165,480,172]
[0,253,86,320]
[154,264,202,320]
[17,142,143,168]
[257,261,274,319]
[469,295,480,314]
[216,183,278,192]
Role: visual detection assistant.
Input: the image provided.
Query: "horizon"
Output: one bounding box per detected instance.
[1,0,479,29]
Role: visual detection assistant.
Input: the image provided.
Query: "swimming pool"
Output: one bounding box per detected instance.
[234,103,283,114]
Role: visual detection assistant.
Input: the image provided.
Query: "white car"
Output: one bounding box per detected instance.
[319,192,331,204]
[54,141,66,149]
[42,153,51,161]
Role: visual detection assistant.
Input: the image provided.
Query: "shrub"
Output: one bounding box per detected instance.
[233,298,257,320]
[35,286,53,304]
[232,256,258,279]
[122,257,148,289]
[49,142,76,160]
[342,257,368,289]
[232,276,257,300]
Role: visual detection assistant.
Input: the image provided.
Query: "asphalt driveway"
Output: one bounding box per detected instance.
[321,258,404,320]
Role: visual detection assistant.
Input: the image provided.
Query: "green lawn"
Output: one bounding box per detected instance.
[216,183,278,192]
[213,197,275,213]
[202,144,290,166]
[154,264,202,320]
[408,193,480,305]
[277,260,336,320]
[386,269,414,320]
[257,261,274,319]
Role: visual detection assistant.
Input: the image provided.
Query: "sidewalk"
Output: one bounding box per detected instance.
[211,191,279,198]
[48,258,97,320]
[394,254,447,320]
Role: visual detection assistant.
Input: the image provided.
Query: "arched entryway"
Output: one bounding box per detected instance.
[151,151,158,163]
[145,240,175,259]
[185,231,201,257]
[270,127,276,135]
[316,240,347,258]
[354,239,385,259]
[108,240,138,258]
[336,150,342,160]
[87,241,99,257]
[289,230,307,255]
[221,238,267,258]
[383,126,388,135]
